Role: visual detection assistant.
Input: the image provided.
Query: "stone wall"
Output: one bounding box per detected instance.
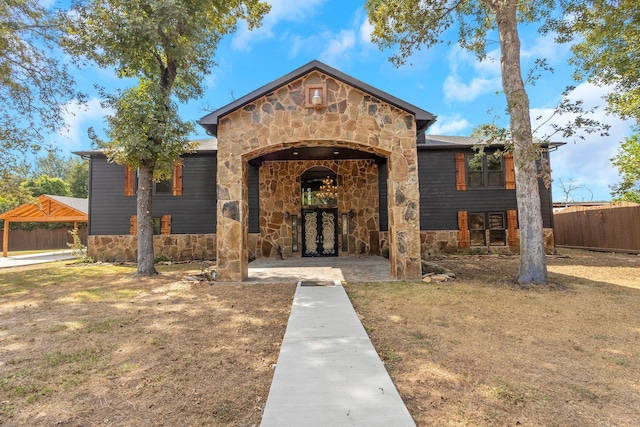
[88,234,216,262]
[257,159,379,258]
[216,69,421,281]
[417,228,556,256]
[87,228,554,262]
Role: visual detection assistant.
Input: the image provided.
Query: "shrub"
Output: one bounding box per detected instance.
[67,229,94,263]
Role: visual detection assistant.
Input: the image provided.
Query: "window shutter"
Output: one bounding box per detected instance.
[161,215,171,235]
[124,165,135,196]
[504,153,516,189]
[507,209,519,247]
[458,211,470,248]
[172,162,183,196]
[455,153,466,191]
[129,215,137,235]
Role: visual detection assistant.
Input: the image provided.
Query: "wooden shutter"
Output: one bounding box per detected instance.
[504,153,515,189]
[172,162,183,196]
[455,153,466,191]
[458,211,470,248]
[129,215,137,235]
[507,209,519,247]
[161,215,171,235]
[124,165,135,196]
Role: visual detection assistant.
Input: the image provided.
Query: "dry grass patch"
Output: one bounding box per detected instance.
[0,262,296,426]
[347,249,640,426]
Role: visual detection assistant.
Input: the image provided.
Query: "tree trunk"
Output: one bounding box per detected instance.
[136,162,158,275]
[494,1,548,284]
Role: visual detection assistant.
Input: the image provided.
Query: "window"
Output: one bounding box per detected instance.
[154,178,172,195]
[124,162,183,196]
[469,213,486,246]
[152,217,161,235]
[129,215,171,235]
[467,154,503,188]
[469,212,506,246]
[488,212,506,245]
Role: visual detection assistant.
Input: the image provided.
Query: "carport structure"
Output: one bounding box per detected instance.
[0,195,88,257]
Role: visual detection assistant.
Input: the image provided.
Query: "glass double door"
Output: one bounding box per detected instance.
[302,208,338,257]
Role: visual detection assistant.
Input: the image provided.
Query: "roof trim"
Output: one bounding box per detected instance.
[0,194,88,222]
[418,135,566,149]
[198,60,435,137]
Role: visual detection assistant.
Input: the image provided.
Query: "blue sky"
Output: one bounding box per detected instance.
[50,0,633,202]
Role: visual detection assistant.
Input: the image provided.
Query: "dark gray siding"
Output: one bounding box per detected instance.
[417,148,553,230]
[88,154,217,235]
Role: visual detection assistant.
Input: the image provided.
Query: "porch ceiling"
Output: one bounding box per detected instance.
[248,146,386,166]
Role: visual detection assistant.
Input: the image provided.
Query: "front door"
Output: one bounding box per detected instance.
[302,208,338,257]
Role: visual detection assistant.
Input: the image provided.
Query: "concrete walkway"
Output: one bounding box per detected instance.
[0,250,75,269]
[248,255,394,283]
[260,280,416,426]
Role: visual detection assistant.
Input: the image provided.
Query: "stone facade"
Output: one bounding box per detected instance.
[87,228,554,262]
[417,228,555,256]
[216,70,421,281]
[257,159,380,258]
[88,234,216,262]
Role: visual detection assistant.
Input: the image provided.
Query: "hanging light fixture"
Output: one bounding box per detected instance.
[311,88,323,105]
[317,176,337,205]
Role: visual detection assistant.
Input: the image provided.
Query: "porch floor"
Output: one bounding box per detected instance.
[247,255,394,283]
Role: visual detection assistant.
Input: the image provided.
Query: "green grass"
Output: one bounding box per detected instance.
[0,263,136,296]
[45,344,111,368]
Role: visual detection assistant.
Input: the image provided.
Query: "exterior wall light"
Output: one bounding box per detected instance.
[305,84,326,108]
[312,89,322,105]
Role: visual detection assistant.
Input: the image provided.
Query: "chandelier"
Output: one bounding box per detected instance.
[317,176,337,205]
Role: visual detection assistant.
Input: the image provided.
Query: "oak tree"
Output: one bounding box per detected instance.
[552,0,640,202]
[63,0,270,275]
[366,0,556,284]
[0,0,81,198]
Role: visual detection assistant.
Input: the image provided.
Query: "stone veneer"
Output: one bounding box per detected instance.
[417,228,555,256]
[257,159,380,258]
[88,229,553,262]
[216,70,421,281]
[88,234,216,262]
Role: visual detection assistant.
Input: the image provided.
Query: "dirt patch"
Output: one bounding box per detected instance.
[3,250,639,426]
[347,249,640,426]
[0,262,296,426]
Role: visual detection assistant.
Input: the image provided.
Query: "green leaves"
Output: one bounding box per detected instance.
[65,0,270,178]
[1,0,83,199]
[549,0,640,202]
[611,133,640,203]
[63,0,269,274]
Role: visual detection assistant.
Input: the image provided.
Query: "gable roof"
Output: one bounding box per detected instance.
[0,195,88,222]
[198,60,436,137]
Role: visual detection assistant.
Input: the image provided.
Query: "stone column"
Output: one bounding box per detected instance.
[387,143,422,280]
[216,134,249,282]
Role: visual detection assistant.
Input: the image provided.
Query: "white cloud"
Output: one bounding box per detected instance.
[37,0,56,9]
[443,45,502,102]
[530,82,634,201]
[319,30,356,66]
[521,33,571,65]
[427,114,472,135]
[231,0,326,51]
[57,98,112,148]
[359,17,374,45]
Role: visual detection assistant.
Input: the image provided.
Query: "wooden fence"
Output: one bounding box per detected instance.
[0,228,88,252]
[553,202,640,253]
